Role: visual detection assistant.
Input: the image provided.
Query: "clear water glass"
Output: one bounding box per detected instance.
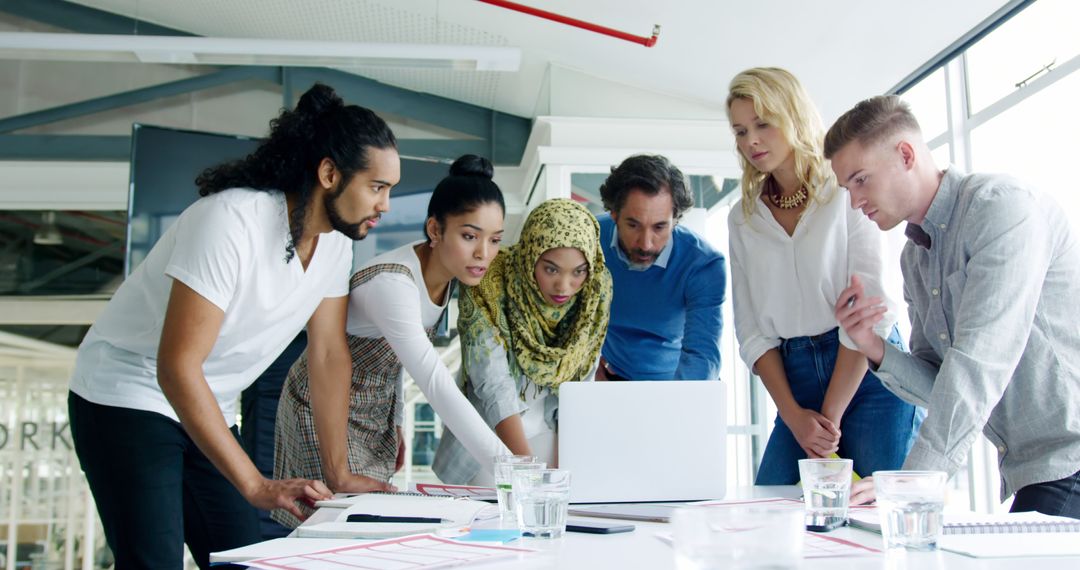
[874,470,947,551]
[672,506,803,569]
[493,454,544,523]
[798,458,853,529]
[512,468,571,538]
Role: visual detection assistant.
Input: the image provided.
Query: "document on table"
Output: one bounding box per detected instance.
[654,531,880,558]
[298,493,495,539]
[210,538,358,564]
[413,482,497,501]
[939,533,1080,558]
[242,534,535,570]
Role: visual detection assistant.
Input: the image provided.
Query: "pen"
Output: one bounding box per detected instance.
[346,514,446,524]
[845,295,856,309]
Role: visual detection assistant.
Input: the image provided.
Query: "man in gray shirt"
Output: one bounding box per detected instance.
[826,95,1080,518]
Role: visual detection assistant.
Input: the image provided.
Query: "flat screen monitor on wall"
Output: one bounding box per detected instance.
[126,123,261,274]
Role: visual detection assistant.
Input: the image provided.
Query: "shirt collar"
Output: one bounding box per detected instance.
[609,223,674,270]
[910,165,962,250]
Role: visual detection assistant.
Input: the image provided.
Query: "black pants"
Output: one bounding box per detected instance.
[1011,468,1080,520]
[69,392,260,569]
[240,331,307,540]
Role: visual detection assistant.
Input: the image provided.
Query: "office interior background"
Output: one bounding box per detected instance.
[0,0,1076,567]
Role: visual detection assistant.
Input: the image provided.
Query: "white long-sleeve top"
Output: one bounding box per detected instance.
[727,186,897,369]
[347,242,509,474]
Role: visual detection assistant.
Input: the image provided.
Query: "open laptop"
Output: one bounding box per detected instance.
[558,380,726,504]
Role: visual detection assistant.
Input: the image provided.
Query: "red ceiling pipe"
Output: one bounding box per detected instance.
[477,0,660,47]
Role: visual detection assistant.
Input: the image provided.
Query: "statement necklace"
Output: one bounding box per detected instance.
[765,176,808,209]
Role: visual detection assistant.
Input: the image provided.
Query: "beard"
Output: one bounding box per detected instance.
[324,187,370,240]
[619,238,660,270]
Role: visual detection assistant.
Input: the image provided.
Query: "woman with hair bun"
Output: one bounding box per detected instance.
[67,83,400,568]
[273,155,512,526]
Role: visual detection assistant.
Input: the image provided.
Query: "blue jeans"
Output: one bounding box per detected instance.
[755,328,924,485]
[1011,468,1080,520]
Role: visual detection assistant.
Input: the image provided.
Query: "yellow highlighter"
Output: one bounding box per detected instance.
[829,453,861,482]
[795,453,861,487]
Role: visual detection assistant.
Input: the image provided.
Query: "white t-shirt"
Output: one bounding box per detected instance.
[348,242,509,471]
[70,188,351,425]
[728,186,897,369]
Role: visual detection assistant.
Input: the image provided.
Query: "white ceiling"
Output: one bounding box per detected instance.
[65,0,1011,124]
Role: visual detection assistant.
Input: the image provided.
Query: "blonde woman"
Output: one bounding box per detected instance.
[726,67,922,483]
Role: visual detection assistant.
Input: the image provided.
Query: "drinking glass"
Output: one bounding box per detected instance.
[874,470,947,551]
[671,506,803,569]
[798,458,853,529]
[493,454,545,523]
[512,468,571,538]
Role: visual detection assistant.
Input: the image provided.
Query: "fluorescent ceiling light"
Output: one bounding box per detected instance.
[0,32,521,71]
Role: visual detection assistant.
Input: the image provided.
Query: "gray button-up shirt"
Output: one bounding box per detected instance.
[876,167,1080,500]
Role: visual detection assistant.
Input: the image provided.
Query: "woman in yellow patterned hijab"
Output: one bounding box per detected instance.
[458,198,612,390]
[435,198,611,482]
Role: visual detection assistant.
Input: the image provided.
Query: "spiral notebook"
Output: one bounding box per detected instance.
[849,509,1080,535]
[850,510,1080,558]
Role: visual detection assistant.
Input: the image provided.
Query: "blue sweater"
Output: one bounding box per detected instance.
[598,216,726,380]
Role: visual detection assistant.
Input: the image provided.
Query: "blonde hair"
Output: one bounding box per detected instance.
[726,67,836,219]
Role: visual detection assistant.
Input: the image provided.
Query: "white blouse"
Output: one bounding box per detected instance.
[347,241,509,473]
[727,186,897,369]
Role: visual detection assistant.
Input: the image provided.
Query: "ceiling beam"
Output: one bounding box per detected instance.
[0,3,531,165]
[0,66,282,133]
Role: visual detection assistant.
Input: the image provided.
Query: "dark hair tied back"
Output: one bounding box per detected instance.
[425,154,505,242]
[295,83,345,119]
[195,82,396,262]
[448,154,494,179]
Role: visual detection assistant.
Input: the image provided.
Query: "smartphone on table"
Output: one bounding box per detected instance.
[565,519,635,534]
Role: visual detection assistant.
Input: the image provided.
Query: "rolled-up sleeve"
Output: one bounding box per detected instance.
[728,213,781,369]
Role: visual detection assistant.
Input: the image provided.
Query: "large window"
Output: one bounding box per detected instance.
[897,0,1078,513]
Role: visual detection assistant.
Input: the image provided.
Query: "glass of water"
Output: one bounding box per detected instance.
[512,468,571,538]
[798,458,853,529]
[493,455,545,523]
[672,506,803,570]
[874,470,947,551]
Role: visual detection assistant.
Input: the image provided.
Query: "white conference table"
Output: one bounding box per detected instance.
[285,485,1079,569]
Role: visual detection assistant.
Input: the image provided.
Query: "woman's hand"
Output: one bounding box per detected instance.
[782,407,841,458]
[332,473,397,495]
[850,477,876,505]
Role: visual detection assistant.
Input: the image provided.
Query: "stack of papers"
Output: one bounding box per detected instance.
[298,493,494,539]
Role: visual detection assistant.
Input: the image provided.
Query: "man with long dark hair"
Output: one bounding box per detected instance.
[67,83,400,568]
